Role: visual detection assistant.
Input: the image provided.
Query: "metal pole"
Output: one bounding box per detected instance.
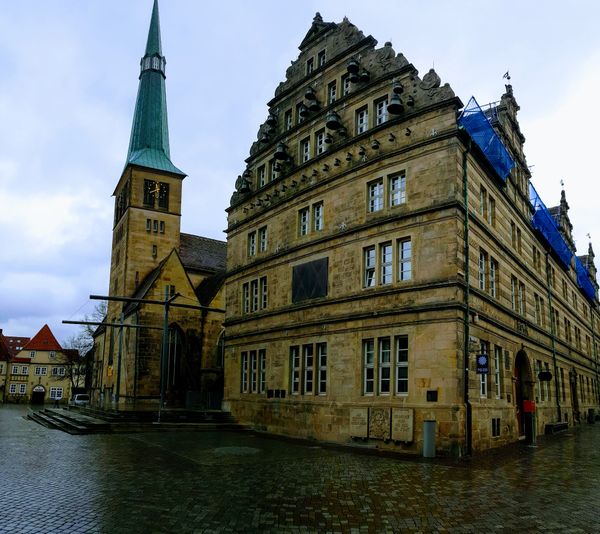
[115,313,124,406]
[158,288,172,423]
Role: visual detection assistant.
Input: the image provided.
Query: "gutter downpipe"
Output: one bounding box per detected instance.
[544,251,562,421]
[462,138,472,456]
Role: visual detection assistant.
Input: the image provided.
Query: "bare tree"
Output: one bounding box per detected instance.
[62,301,107,392]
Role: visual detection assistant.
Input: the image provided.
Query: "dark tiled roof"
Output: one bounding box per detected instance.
[3,336,30,357]
[123,261,166,316]
[0,334,11,361]
[180,233,226,273]
[195,272,227,307]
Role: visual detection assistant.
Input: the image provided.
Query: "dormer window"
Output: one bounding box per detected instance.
[318,50,326,67]
[49,351,56,358]
[306,57,314,75]
[30,351,35,358]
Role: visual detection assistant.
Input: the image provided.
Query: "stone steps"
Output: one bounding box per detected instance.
[28,406,241,434]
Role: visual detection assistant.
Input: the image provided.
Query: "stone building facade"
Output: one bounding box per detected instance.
[223,14,600,455]
[91,0,226,409]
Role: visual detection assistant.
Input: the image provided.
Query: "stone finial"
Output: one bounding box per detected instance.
[313,12,323,23]
[384,41,392,47]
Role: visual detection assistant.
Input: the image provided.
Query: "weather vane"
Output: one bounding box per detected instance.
[587,233,591,240]
[560,179,564,187]
[503,71,511,81]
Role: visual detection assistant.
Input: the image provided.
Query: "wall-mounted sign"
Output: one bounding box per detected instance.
[475,354,489,374]
[32,385,45,393]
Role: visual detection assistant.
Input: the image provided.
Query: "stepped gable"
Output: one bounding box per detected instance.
[246,14,455,161]
[22,324,62,352]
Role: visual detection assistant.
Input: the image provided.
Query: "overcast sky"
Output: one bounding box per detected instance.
[1,0,599,343]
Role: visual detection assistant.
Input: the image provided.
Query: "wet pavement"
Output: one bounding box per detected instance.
[1,405,599,533]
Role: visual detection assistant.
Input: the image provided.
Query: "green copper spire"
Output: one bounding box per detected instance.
[145,0,162,56]
[125,0,185,176]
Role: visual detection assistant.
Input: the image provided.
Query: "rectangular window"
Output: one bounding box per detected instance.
[356,107,369,134]
[259,349,266,394]
[303,345,314,394]
[544,362,551,401]
[313,202,324,231]
[480,342,489,397]
[143,180,156,206]
[380,243,393,285]
[518,282,526,316]
[540,297,546,328]
[395,335,409,394]
[260,276,268,309]
[19,384,27,395]
[328,81,337,104]
[318,49,326,67]
[284,109,292,131]
[517,229,522,255]
[251,279,259,312]
[398,238,412,281]
[268,159,277,182]
[317,343,327,395]
[11,365,18,374]
[363,339,375,394]
[364,246,376,287]
[389,173,406,206]
[241,352,248,392]
[299,207,310,236]
[146,219,151,232]
[158,183,169,209]
[250,350,258,393]
[242,283,250,314]
[291,346,300,394]
[478,250,488,291]
[376,98,388,125]
[35,367,47,376]
[378,337,391,394]
[50,387,63,400]
[301,137,311,163]
[488,197,496,226]
[52,367,65,376]
[534,294,541,325]
[258,165,266,187]
[490,258,498,298]
[511,221,516,249]
[342,74,351,96]
[153,220,158,233]
[560,367,566,401]
[368,179,384,212]
[258,226,267,252]
[316,130,326,155]
[306,57,314,75]
[9,384,16,394]
[511,276,517,310]
[159,221,165,233]
[494,346,502,399]
[247,231,256,257]
[479,187,488,220]
[21,366,28,374]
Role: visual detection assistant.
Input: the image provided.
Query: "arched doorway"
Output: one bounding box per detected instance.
[514,350,534,439]
[31,385,46,405]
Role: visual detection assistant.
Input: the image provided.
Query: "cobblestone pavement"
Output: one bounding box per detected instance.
[1,405,600,533]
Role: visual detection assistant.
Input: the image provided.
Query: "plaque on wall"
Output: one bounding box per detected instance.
[349,408,368,438]
[368,407,391,440]
[392,408,414,442]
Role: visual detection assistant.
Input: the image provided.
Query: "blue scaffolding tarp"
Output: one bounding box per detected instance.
[575,256,596,302]
[529,183,574,269]
[458,97,515,181]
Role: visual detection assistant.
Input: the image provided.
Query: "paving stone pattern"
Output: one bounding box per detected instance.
[1,406,599,533]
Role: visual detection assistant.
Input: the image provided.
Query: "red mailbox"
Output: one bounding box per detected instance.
[523,400,536,413]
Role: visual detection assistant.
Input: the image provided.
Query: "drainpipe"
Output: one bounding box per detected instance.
[544,251,561,422]
[462,139,472,456]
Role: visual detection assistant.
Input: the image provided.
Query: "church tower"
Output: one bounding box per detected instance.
[109,0,185,306]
